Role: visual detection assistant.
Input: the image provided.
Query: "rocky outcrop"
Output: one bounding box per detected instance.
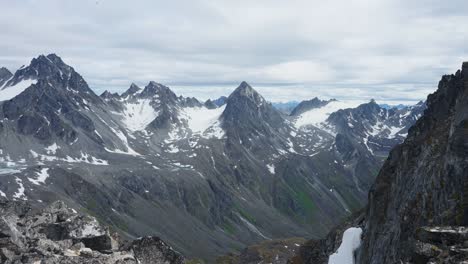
[0,199,184,264]
[412,226,468,263]
[353,62,468,263]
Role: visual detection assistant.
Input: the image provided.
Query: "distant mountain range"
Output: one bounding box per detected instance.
[0,54,426,261]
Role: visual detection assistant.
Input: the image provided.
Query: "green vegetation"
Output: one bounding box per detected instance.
[221,221,236,235]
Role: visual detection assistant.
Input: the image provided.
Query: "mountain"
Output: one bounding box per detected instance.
[290,97,336,116]
[272,101,300,114]
[292,62,468,264]
[379,103,410,110]
[212,96,228,106]
[0,67,12,88]
[0,54,424,261]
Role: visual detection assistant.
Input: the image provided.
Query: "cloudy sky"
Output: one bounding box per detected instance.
[1,0,468,103]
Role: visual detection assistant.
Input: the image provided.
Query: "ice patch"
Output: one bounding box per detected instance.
[0,79,37,101]
[328,227,362,264]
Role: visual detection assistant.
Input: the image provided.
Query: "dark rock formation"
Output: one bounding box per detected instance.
[359,62,468,263]
[0,199,184,264]
[0,67,12,87]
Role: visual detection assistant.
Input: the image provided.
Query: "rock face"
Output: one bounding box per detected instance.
[358,62,468,263]
[0,199,184,264]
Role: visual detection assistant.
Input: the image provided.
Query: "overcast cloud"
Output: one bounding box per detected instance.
[1,0,468,103]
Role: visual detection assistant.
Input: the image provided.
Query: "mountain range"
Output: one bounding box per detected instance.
[0,54,426,261]
[291,62,468,264]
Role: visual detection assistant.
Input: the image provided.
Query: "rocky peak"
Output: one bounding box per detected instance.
[290,97,336,116]
[0,67,12,78]
[139,81,177,102]
[100,90,120,100]
[221,82,288,151]
[121,83,141,98]
[8,54,71,85]
[204,99,218,109]
[0,67,13,87]
[228,81,265,106]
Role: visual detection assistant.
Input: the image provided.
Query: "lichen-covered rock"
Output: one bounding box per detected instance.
[0,199,185,264]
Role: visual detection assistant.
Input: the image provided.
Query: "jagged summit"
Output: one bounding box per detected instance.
[0,67,13,87]
[4,53,75,87]
[100,90,120,99]
[139,81,177,100]
[231,81,254,94]
[290,97,336,116]
[0,67,11,76]
[121,83,141,97]
[228,81,264,103]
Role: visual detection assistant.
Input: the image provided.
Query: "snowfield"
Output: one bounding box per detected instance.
[0,79,37,101]
[120,99,159,131]
[328,227,362,264]
[295,100,362,128]
[181,105,226,138]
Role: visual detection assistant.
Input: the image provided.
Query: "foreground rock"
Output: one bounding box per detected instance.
[412,226,468,263]
[0,199,184,264]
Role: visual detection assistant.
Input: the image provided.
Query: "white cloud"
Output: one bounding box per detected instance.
[1,0,467,103]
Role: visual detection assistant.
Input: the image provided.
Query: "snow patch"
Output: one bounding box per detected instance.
[45,143,60,155]
[119,99,159,131]
[28,168,50,185]
[13,177,26,200]
[328,227,362,264]
[266,164,275,174]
